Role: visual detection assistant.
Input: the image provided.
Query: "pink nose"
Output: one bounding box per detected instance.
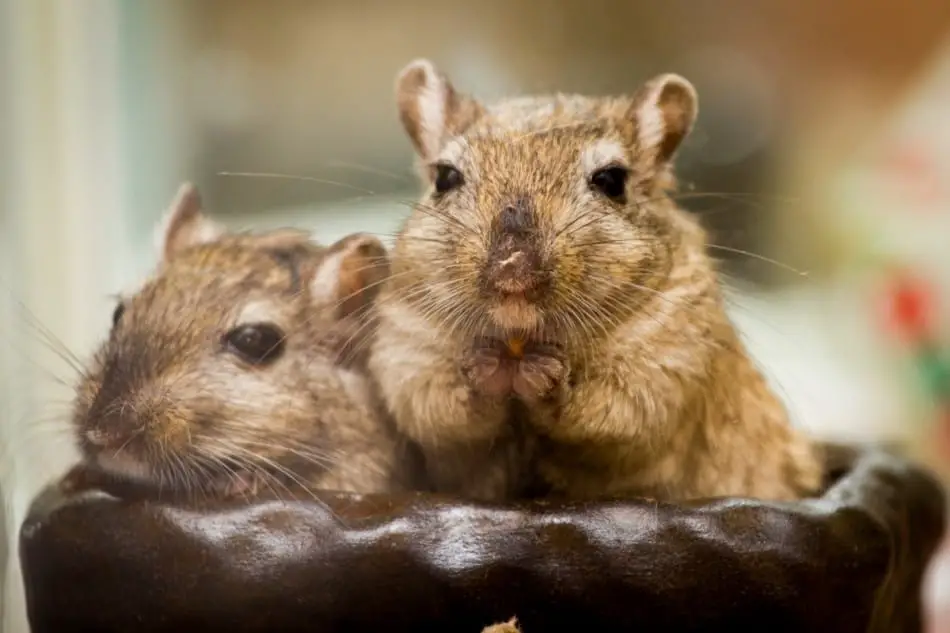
[85,428,116,446]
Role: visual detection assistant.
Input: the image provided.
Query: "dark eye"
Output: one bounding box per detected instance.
[589,166,629,202]
[111,303,125,328]
[224,323,285,366]
[433,163,464,195]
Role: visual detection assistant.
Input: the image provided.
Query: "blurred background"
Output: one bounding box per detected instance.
[3,0,950,629]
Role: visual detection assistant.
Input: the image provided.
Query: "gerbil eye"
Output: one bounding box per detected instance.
[224,323,285,366]
[433,163,464,195]
[111,303,125,328]
[589,166,629,202]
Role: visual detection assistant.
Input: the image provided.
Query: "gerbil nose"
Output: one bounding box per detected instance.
[499,202,534,236]
[84,396,147,447]
[484,196,547,297]
[85,427,120,447]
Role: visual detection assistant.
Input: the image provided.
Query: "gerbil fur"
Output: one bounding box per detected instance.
[72,183,411,499]
[369,59,822,502]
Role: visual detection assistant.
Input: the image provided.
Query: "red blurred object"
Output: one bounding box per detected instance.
[881,271,936,342]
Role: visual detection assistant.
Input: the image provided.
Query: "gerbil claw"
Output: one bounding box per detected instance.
[513,351,571,403]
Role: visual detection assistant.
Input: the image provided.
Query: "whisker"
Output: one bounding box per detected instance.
[706,244,808,277]
[216,171,376,195]
[320,160,413,183]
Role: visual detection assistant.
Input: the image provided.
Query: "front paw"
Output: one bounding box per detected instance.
[461,342,515,398]
[512,343,571,404]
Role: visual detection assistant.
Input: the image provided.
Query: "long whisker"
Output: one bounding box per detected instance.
[705,244,808,277]
[319,160,414,183]
[216,171,377,195]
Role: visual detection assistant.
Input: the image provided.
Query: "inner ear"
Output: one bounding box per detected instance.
[630,73,699,165]
[395,58,485,164]
[310,233,391,319]
[155,182,225,262]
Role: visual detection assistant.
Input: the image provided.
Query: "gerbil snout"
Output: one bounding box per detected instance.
[84,419,136,448]
[80,407,154,481]
[80,384,189,475]
[482,200,549,299]
[486,246,544,295]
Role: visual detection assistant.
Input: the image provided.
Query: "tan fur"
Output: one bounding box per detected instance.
[370,60,822,502]
[481,618,521,633]
[72,185,409,498]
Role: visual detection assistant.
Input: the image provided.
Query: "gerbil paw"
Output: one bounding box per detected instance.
[461,343,515,398]
[512,344,571,404]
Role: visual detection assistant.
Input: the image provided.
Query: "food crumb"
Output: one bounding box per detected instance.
[506,338,525,358]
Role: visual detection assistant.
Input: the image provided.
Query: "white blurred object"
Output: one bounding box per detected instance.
[1,1,183,630]
[827,35,950,342]
[727,280,914,443]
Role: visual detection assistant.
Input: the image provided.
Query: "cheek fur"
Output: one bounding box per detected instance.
[402,212,460,271]
[450,233,488,287]
[552,208,650,306]
[190,360,315,440]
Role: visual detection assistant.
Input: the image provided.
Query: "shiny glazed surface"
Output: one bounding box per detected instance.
[18,445,946,632]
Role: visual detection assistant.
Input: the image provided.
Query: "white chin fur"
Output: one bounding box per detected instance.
[95,451,152,482]
[489,299,541,332]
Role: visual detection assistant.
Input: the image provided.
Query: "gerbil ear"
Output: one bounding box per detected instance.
[310,233,390,319]
[396,58,484,162]
[154,182,225,261]
[629,74,698,165]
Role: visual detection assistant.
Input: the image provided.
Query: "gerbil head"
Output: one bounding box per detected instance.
[72,182,389,494]
[393,59,698,340]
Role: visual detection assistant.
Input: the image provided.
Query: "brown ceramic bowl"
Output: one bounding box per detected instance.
[18,443,945,633]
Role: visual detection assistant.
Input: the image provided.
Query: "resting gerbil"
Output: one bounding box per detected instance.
[71,182,410,499]
[368,59,822,502]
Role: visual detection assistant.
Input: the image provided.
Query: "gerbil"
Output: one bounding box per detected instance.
[369,59,822,502]
[72,183,410,499]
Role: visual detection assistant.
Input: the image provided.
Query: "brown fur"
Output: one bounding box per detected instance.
[369,60,822,502]
[72,184,409,499]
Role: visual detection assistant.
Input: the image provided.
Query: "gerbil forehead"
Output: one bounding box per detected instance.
[481,94,616,131]
[169,243,304,291]
[127,245,305,320]
[441,95,631,176]
[443,128,628,187]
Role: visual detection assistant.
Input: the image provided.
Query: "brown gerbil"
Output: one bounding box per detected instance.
[71,182,409,499]
[369,59,822,502]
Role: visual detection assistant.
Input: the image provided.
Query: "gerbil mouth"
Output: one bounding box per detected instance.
[91,449,153,483]
[488,296,541,332]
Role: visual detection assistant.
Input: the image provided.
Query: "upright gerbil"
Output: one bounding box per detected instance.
[72,183,410,499]
[369,59,822,502]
